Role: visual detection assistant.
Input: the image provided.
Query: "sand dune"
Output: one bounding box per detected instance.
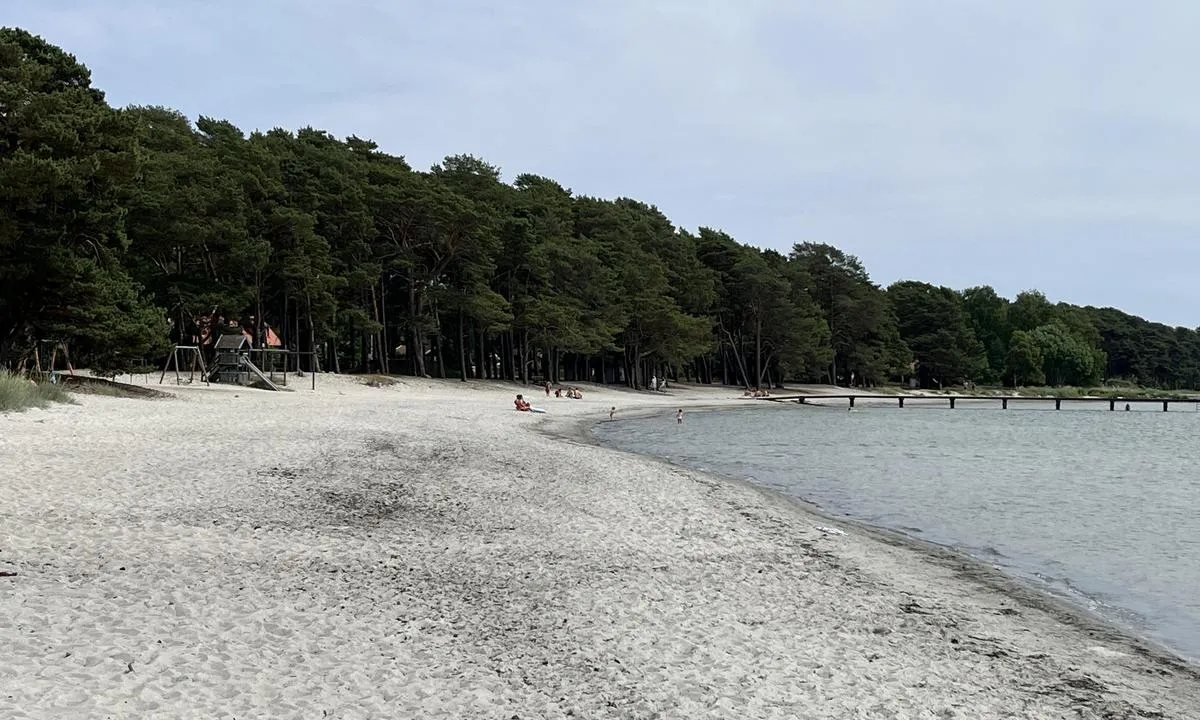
[1,376,1198,718]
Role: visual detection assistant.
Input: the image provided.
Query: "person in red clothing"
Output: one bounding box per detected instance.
[514,394,531,411]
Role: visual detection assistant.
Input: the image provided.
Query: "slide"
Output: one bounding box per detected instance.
[239,355,281,391]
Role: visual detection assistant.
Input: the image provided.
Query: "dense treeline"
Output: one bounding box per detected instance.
[3,29,1199,389]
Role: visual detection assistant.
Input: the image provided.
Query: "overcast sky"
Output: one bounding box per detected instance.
[10,1,1200,327]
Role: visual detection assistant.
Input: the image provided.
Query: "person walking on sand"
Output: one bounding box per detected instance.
[676,408,683,424]
[609,406,616,421]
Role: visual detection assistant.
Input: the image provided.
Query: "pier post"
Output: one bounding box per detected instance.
[1164,400,1169,412]
[1002,398,1008,410]
[950,397,956,409]
[1109,399,1115,411]
[898,397,904,408]
[1055,398,1061,410]
[849,396,855,408]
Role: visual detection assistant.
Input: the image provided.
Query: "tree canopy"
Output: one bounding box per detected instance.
[2,28,1197,389]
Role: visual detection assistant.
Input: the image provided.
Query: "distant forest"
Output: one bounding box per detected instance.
[3,28,1198,390]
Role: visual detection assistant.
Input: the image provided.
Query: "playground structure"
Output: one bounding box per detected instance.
[160,345,209,386]
[32,340,74,382]
[160,332,317,391]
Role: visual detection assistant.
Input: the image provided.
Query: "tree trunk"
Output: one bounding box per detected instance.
[519,331,530,384]
[255,270,264,351]
[409,285,428,377]
[370,283,384,374]
[294,294,301,357]
[434,317,446,379]
[330,308,341,374]
[501,331,512,381]
[360,326,369,373]
[380,279,390,374]
[282,292,288,364]
[477,328,487,379]
[305,291,320,374]
[755,318,763,387]
[457,310,468,382]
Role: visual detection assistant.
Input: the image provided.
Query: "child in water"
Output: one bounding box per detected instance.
[676,408,683,424]
[609,406,616,421]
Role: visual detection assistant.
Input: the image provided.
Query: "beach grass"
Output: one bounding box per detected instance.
[360,374,399,388]
[58,375,170,399]
[0,372,74,412]
[68,380,134,398]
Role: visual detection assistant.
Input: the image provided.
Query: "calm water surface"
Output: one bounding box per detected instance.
[593,402,1200,662]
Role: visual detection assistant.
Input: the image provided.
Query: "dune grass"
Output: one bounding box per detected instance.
[0,372,74,413]
[360,374,399,388]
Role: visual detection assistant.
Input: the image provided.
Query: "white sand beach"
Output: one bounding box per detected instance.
[2,376,1199,719]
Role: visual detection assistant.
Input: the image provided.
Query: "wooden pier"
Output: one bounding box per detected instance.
[764,394,1200,411]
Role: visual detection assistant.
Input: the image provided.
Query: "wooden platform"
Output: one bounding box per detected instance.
[763,393,1200,411]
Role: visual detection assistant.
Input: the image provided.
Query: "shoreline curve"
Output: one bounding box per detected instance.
[540,401,1200,677]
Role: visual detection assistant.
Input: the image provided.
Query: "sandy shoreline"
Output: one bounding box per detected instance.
[2,376,1199,718]
[561,404,1193,651]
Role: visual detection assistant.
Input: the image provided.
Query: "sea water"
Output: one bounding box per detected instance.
[593,400,1200,662]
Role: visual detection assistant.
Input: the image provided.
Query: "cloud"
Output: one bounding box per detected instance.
[8,0,1200,325]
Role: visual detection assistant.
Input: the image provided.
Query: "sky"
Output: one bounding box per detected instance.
[9,1,1200,327]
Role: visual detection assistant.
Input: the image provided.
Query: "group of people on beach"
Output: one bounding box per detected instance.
[743,387,771,398]
[514,392,681,425]
[543,381,583,399]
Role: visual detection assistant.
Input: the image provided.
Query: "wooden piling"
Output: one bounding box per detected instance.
[763,392,1200,412]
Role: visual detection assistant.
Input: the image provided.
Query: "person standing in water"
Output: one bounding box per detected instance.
[676,408,683,424]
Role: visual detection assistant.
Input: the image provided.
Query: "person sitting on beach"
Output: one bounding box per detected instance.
[555,387,562,398]
[571,387,583,399]
[514,394,531,411]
